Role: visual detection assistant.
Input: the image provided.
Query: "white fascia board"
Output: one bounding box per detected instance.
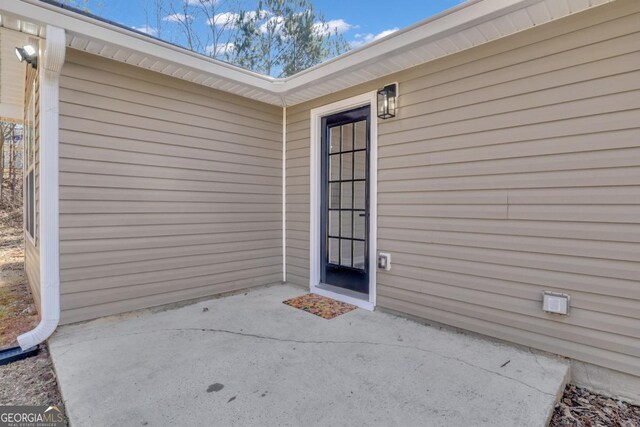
[8,0,275,92]
[281,0,538,92]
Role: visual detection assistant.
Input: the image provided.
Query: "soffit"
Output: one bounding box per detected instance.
[0,0,616,108]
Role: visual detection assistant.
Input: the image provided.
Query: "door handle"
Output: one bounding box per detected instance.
[358,213,368,217]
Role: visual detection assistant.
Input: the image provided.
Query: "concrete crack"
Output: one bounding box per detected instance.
[175,327,555,396]
[52,326,555,396]
[529,348,548,373]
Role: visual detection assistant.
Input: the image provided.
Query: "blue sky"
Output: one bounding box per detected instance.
[85,0,464,50]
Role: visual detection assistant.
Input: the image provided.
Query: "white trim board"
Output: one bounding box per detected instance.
[282,106,287,282]
[309,92,378,311]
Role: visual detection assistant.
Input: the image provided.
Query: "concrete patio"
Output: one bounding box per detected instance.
[49,284,569,426]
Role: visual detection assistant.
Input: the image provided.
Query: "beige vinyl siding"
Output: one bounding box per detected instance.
[58,50,282,324]
[286,0,640,376]
[23,63,40,308]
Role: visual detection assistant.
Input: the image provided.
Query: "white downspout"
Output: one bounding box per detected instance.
[282,105,287,283]
[18,25,66,350]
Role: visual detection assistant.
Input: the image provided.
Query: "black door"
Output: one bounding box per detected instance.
[320,106,370,294]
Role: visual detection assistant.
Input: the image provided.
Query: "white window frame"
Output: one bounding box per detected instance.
[24,82,36,245]
[309,92,378,311]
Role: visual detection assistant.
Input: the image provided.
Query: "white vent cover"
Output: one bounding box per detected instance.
[542,291,570,315]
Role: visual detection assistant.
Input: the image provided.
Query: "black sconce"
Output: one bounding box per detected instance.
[377,83,397,119]
[15,45,38,69]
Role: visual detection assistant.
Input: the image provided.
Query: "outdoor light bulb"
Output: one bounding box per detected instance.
[15,47,25,62]
[378,92,386,116]
[23,45,37,57]
[16,45,38,68]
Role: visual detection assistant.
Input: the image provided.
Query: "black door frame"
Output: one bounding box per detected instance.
[320,105,370,294]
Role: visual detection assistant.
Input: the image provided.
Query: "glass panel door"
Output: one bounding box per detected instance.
[320,106,370,294]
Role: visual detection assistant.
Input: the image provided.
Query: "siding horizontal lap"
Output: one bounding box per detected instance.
[58,78,281,133]
[61,271,283,324]
[399,55,640,120]
[378,216,640,243]
[60,129,281,168]
[379,203,640,224]
[60,201,281,214]
[23,63,41,309]
[378,110,640,156]
[380,239,639,282]
[60,187,281,204]
[379,129,640,170]
[61,238,281,269]
[24,241,40,308]
[60,144,281,178]
[379,187,640,206]
[378,262,640,318]
[379,227,640,262]
[378,168,640,192]
[60,230,282,254]
[60,91,282,140]
[380,91,640,145]
[383,251,640,300]
[61,247,280,282]
[59,212,281,228]
[377,278,640,354]
[61,256,281,294]
[59,51,282,323]
[396,35,640,110]
[60,106,280,157]
[61,267,283,310]
[379,146,640,180]
[60,172,281,194]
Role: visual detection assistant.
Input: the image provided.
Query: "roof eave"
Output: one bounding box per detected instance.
[0,0,617,107]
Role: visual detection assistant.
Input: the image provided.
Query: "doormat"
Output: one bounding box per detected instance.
[283,294,357,319]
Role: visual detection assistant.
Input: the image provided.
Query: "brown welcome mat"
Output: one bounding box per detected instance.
[283,294,357,319]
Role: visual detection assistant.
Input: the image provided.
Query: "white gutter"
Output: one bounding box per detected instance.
[282,106,287,283]
[18,25,65,350]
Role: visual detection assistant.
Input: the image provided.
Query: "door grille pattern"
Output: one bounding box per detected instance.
[327,120,367,270]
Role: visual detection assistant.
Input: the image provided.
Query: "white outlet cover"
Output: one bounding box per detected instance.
[378,252,391,271]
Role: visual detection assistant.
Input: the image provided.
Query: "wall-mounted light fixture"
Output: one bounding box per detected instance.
[377,83,397,119]
[15,45,38,69]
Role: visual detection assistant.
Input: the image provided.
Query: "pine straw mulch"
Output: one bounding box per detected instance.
[550,384,640,427]
[0,206,64,408]
[0,345,63,406]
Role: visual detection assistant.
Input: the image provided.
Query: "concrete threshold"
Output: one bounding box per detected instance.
[49,284,569,426]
